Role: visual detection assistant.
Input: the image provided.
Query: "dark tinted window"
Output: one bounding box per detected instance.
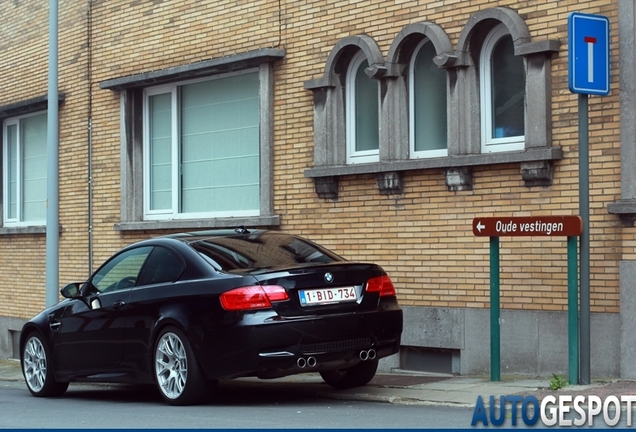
[90,246,153,293]
[136,246,184,286]
[190,233,343,271]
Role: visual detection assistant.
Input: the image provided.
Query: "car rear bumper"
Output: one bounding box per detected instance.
[193,306,403,380]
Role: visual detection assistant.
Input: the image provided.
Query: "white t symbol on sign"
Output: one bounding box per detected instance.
[584,36,597,83]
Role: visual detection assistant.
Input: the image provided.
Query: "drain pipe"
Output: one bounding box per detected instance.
[45,0,59,308]
[88,120,93,273]
[87,0,94,273]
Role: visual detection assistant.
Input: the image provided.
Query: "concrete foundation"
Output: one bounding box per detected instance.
[0,316,26,360]
[401,306,620,378]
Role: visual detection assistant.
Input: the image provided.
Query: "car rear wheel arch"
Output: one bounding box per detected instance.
[150,314,206,348]
[147,319,186,371]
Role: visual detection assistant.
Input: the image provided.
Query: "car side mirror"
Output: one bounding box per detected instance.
[60,283,82,299]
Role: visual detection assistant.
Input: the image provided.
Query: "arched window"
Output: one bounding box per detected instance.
[410,39,447,158]
[480,24,525,153]
[346,51,380,164]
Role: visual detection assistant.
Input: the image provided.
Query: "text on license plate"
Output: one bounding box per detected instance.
[299,286,358,306]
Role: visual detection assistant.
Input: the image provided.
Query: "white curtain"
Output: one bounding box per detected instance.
[413,41,447,152]
[19,113,47,222]
[180,72,260,213]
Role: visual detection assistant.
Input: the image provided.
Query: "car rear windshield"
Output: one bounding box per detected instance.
[189,232,344,271]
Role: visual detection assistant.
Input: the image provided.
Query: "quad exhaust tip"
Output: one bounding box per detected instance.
[359,349,376,361]
[296,356,317,368]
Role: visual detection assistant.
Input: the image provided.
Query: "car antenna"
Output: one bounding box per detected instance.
[235,226,250,235]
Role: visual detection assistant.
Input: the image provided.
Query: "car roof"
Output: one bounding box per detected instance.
[154,228,344,272]
[160,227,269,243]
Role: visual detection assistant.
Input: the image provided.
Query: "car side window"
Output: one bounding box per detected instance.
[136,246,184,286]
[90,246,153,293]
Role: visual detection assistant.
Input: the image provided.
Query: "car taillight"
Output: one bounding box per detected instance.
[365,275,396,297]
[220,285,289,311]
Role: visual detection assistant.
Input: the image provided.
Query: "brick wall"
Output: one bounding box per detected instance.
[0,0,624,319]
[0,1,90,317]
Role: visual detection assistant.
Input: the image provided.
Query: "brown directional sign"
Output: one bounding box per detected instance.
[472,216,583,237]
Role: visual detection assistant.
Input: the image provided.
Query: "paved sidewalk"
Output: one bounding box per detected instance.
[4,357,631,407]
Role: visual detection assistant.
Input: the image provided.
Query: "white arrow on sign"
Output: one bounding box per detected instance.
[476,221,485,233]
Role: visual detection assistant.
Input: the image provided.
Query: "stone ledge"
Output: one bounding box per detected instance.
[306,147,562,199]
[115,215,281,231]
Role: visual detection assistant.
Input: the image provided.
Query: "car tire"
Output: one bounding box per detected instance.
[320,358,379,389]
[22,332,69,397]
[153,326,210,406]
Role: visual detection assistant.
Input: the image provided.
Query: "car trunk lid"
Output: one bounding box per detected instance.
[247,262,389,316]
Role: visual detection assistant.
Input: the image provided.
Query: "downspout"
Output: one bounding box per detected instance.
[45,0,59,308]
[87,0,93,274]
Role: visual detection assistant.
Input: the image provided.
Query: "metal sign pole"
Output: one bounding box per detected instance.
[567,235,579,385]
[490,236,500,382]
[568,11,610,386]
[474,217,583,382]
[579,93,591,385]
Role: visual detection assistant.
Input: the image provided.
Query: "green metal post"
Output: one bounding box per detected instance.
[579,93,591,385]
[490,236,500,382]
[567,236,579,384]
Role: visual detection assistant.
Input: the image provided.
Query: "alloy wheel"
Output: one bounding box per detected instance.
[23,336,48,393]
[155,332,188,400]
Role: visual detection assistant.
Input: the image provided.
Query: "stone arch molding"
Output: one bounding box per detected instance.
[385,22,456,73]
[455,6,532,64]
[320,35,386,85]
[304,7,561,199]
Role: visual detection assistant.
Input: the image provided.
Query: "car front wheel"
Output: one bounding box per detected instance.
[154,326,210,405]
[320,358,378,389]
[22,332,69,397]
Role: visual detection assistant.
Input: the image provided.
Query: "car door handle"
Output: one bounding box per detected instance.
[113,300,126,308]
[49,321,61,331]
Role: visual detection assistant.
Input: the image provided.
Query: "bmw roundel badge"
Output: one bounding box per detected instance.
[324,272,334,283]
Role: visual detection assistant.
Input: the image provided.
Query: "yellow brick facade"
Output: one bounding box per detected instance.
[0,0,625,316]
[0,1,629,373]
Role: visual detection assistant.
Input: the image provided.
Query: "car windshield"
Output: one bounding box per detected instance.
[189,232,343,271]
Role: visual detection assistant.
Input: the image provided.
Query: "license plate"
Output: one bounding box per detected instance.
[299,286,358,306]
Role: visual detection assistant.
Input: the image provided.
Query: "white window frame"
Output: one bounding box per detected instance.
[142,70,261,221]
[409,38,448,159]
[346,51,380,164]
[2,111,47,227]
[480,24,525,153]
[143,85,178,219]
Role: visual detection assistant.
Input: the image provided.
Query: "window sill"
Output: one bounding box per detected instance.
[0,225,55,235]
[114,215,281,232]
[608,200,636,224]
[304,147,563,198]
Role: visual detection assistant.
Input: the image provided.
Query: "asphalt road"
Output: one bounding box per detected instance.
[0,379,477,429]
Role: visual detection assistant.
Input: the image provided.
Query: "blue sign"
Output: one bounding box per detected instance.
[568,12,610,96]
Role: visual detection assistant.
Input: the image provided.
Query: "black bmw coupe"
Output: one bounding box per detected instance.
[20,228,403,405]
